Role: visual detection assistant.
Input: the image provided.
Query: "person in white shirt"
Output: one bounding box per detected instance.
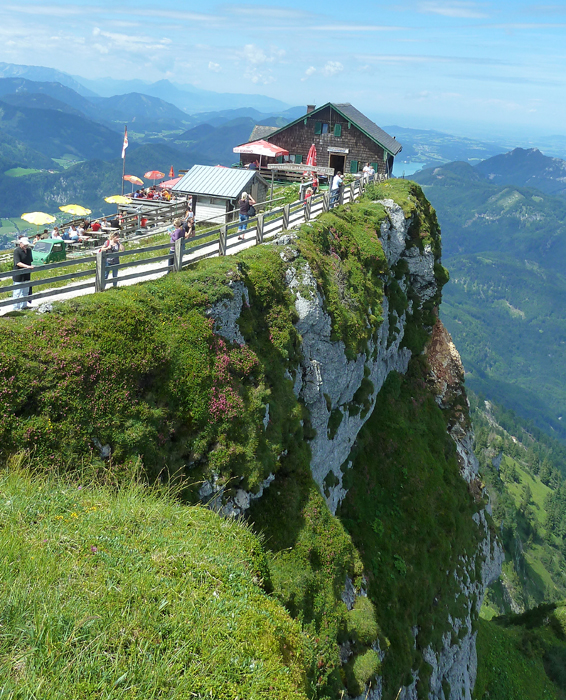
[331,172,343,207]
[363,163,370,174]
[52,228,63,240]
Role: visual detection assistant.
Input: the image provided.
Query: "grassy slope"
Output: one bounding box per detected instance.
[475,603,566,700]
[0,467,307,699]
[0,181,483,698]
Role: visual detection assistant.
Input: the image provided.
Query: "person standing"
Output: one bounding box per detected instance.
[12,237,34,310]
[100,232,124,287]
[169,219,190,270]
[330,172,343,208]
[238,191,256,239]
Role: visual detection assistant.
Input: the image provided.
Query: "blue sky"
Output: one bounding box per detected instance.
[2,1,566,138]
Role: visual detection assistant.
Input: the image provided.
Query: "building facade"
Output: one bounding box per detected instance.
[237,103,402,178]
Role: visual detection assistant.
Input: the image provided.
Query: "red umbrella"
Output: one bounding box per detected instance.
[144,170,165,185]
[168,166,175,178]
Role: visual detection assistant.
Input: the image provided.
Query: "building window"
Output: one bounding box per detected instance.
[321,123,329,134]
[334,123,342,138]
[292,154,303,164]
[314,121,322,135]
[371,161,379,172]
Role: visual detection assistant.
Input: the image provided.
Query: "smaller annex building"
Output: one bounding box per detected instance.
[236,103,402,178]
[172,165,268,224]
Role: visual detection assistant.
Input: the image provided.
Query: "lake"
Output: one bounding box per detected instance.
[392,162,426,178]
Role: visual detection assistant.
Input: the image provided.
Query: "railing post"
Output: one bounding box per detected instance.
[282,203,290,230]
[174,237,185,272]
[219,225,227,255]
[339,187,345,206]
[322,191,330,213]
[350,182,355,201]
[256,213,264,244]
[305,198,312,222]
[95,250,106,293]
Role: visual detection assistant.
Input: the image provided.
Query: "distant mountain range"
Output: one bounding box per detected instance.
[0,62,293,114]
[475,147,566,197]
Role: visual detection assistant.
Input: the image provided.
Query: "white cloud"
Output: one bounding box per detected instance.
[91,27,172,56]
[228,5,309,20]
[419,2,489,18]
[322,61,344,76]
[208,62,221,72]
[301,65,317,81]
[242,44,285,65]
[312,24,406,31]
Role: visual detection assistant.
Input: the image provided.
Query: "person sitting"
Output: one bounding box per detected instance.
[33,233,41,244]
[52,228,63,240]
[163,189,172,201]
[91,220,101,232]
[140,217,148,228]
[66,225,78,241]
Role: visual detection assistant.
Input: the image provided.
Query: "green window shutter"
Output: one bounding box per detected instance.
[295,154,302,164]
[314,121,322,135]
[350,160,359,174]
[276,155,283,164]
[334,123,342,137]
[371,162,379,172]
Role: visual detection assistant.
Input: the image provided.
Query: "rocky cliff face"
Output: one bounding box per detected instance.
[205,189,503,699]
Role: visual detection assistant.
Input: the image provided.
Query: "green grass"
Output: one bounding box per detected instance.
[338,360,482,698]
[0,464,307,699]
[503,456,552,529]
[4,167,43,177]
[474,618,558,700]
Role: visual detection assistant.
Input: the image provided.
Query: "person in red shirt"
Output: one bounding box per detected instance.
[91,220,101,232]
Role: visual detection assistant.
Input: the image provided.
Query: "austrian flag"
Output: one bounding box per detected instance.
[121,126,128,159]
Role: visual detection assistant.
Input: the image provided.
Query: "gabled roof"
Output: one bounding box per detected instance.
[172,165,267,199]
[249,125,279,141]
[264,102,402,156]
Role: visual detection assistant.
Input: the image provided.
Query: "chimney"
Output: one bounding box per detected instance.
[307,104,316,114]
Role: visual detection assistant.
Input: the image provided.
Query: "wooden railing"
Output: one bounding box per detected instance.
[0,174,384,310]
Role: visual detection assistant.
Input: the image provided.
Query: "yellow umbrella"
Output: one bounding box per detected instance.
[21,212,56,226]
[105,195,130,205]
[59,204,92,216]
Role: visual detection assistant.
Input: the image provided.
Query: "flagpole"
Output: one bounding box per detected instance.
[121,124,128,196]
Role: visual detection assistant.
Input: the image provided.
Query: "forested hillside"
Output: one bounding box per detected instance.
[414,160,566,441]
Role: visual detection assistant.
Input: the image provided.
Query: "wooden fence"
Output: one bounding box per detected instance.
[0,174,383,310]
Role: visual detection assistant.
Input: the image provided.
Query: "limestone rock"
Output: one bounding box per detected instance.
[205,280,249,346]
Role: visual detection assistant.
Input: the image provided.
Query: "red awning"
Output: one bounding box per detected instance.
[159,177,182,188]
[233,140,289,157]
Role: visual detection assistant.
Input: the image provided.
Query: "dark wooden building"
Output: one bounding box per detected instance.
[236,103,402,178]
